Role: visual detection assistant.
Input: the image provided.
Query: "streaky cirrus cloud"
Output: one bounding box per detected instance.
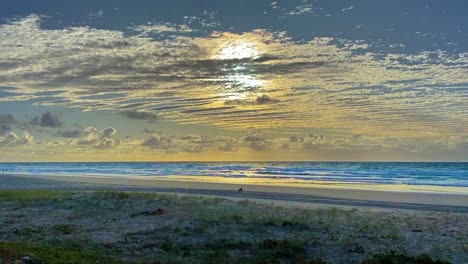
[121,110,158,121]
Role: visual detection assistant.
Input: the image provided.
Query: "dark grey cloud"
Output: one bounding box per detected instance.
[224,94,280,106]
[143,128,158,134]
[0,124,12,136]
[121,110,158,121]
[0,113,17,124]
[255,94,279,104]
[56,129,83,138]
[77,138,99,146]
[36,111,63,128]
[102,127,117,138]
[0,113,18,136]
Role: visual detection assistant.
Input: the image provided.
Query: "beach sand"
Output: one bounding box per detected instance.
[1,173,467,212]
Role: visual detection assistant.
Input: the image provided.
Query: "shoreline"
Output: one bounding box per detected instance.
[2,173,467,212]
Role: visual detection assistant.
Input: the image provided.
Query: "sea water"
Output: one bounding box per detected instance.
[0,162,467,187]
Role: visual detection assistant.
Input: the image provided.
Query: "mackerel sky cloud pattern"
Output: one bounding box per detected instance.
[0,0,466,161]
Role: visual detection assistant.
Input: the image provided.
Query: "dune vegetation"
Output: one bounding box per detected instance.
[0,190,465,263]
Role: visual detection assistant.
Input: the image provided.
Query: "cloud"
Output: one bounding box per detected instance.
[76,127,100,145]
[143,128,157,134]
[0,124,12,136]
[224,94,280,106]
[303,134,325,144]
[0,15,466,138]
[289,135,299,142]
[243,131,271,151]
[0,113,18,136]
[216,136,238,152]
[0,131,33,147]
[341,6,355,12]
[141,133,238,153]
[37,126,140,153]
[302,134,325,149]
[244,131,267,142]
[240,132,328,152]
[55,126,120,149]
[131,23,193,35]
[255,94,279,104]
[0,113,17,124]
[218,141,236,152]
[32,111,63,128]
[142,133,175,150]
[121,110,158,121]
[101,127,117,138]
[288,4,314,16]
[96,136,118,149]
[88,10,104,19]
[56,129,83,138]
[182,143,203,153]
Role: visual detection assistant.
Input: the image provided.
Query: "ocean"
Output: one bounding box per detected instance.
[0,162,467,187]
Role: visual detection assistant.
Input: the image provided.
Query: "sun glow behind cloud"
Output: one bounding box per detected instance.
[211,40,267,97]
[0,15,466,134]
[0,4,467,161]
[217,42,259,60]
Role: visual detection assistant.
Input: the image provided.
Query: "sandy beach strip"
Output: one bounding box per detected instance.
[1,173,467,212]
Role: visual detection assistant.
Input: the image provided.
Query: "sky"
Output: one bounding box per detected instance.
[0,0,467,161]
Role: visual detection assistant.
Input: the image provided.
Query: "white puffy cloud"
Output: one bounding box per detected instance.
[96,137,118,149]
[54,126,120,149]
[302,134,325,149]
[0,131,33,147]
[243,131,272,151]
[142,134,175,150]
[141,133,238,153]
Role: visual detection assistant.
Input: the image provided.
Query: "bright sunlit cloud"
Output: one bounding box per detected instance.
[217,42,259,60]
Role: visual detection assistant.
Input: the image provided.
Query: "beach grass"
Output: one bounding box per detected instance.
[0,190,72,201]
[0,190,465,263]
